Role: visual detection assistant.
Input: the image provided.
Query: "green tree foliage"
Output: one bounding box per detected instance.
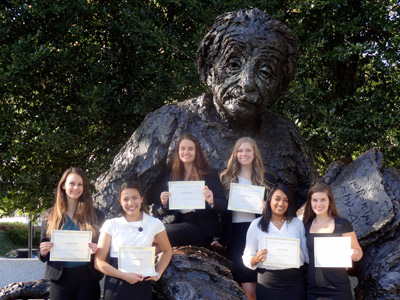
[276,0,400,170]
[1,0,399,216]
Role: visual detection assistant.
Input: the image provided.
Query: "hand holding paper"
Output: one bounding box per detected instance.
[228,183,265,214]
[204,185,214,206]
[168,181,205,210]
[314,237,352,268]
[118,247,156,277]
[50,230,92,262]
[263,237,300,268]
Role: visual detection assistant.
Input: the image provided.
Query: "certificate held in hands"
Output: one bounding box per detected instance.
[314,236,352,268]
[264,236,300,268]
[228,183,265,214]
[50,230,92,262]
[118,247,156,276]
[168,181,205,210]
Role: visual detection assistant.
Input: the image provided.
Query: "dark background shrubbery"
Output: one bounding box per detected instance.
[5,227,40,246]
[0,223,40,256]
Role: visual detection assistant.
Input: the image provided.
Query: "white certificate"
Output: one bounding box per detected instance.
[228,183,265,214]
[168,181,205,210]
[314,236,352,268]
[118,247,156,276]
[263,237,300,268]
[50,230,92,262]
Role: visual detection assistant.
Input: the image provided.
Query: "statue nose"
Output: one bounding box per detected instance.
[239,64,256,93]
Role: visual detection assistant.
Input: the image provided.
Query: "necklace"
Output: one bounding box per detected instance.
[271,217,286,226]
[312,217,331,226]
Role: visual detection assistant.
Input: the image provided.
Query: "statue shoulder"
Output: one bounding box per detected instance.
[262,111,304,138]
[264,111,297,127]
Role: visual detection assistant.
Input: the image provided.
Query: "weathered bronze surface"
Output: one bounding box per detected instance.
[322,148,400,300]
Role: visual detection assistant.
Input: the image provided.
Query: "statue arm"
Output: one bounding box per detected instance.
[95,104,181,215]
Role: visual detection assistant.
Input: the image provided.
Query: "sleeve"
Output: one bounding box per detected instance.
[242,220,261,270]
[299,221,309,264]
[100,219,114,236]
[339,217,354,233]
[96,208,106,227]
[153,218,166,235]
[39,209,51,262]
[93,208,106,243]
[205,169,227,213]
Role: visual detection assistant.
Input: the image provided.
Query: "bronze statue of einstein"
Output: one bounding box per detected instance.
[95,8,317,215]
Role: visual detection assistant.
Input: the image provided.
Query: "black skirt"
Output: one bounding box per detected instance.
[256,266,306,300]
[103,258,152,300]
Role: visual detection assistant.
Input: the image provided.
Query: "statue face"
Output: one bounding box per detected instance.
[210,32,285,122]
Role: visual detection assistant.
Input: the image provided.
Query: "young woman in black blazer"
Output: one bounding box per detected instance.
[39,167,104,300]
[159,133,227,247]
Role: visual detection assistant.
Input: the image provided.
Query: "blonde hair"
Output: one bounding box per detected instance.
[45,167,98,238]
[220,137,266,192]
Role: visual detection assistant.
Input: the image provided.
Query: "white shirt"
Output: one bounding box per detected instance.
[242,216,309,270]
[232,176,257,223]
[100,212,165,258]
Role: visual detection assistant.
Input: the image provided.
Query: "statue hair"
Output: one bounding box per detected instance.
[197,8,299,100]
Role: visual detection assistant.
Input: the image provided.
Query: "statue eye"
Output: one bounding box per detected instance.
[259,65,272,78]
[226,58,242,72]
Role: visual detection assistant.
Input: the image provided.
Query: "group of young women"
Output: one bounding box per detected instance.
[39,133,363,300]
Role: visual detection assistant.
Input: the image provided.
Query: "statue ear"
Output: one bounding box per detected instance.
[206,67,214,88]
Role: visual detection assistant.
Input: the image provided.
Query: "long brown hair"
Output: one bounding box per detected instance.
[303,181,340,224]
[220,137,265,193]
[172,133,209,181]
[45,167,98,238]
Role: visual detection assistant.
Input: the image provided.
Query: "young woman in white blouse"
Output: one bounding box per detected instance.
[95,182,172,300]
[242,182,308,299]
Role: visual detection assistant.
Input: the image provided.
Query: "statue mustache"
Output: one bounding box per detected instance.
[221,86,261,105]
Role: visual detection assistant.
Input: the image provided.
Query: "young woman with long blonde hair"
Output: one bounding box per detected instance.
[219,137,266,300]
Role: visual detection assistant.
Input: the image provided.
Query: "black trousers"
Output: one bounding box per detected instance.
[50,265,100,300]
[165,212,212,247]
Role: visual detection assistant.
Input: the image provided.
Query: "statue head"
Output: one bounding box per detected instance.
[197,8,299,122]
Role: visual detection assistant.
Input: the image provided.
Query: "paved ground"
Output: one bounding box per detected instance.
[0,258,45,289]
